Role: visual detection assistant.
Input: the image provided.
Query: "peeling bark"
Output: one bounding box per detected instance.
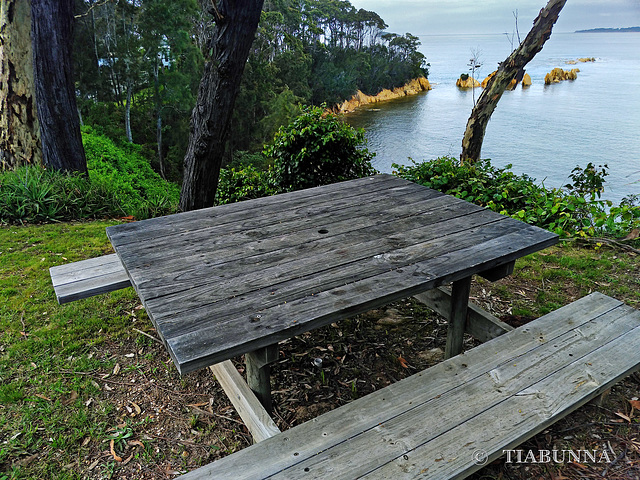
[0,0,42,169]
[179,0,265,211]
[460,0,567,163]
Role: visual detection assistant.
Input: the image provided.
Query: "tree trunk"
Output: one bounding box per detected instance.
[460,0,567,163]
[0,0,42,169]
[125,77,133,143]
[31,0,88,173]
[180,0,265,212]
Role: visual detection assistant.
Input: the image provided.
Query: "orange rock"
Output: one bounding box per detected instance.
[456,76,481,88]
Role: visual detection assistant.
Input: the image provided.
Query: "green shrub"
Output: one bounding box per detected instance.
[215,165,277,205]
[394,157,640,239]
[0,129,181,224]
[264,105,377,192]
[82,126,180,218]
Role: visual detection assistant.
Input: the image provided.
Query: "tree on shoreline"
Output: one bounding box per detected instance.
[460,0,567,164]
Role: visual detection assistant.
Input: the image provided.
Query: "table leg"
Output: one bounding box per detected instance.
[245,344,279,413]
[445,276,472,359]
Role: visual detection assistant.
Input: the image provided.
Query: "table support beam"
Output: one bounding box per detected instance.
[209,361,281,443]
[445,276,472,359]
[414,286,513,343]
[245,344,279,413]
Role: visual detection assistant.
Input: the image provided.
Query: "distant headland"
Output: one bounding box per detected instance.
[575,27,640,33]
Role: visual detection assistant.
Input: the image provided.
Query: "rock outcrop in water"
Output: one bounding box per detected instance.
[481,71,531,89]
[566,57,596,64]
[545,67,579,84]
[456,74,480,88]
[335,77,431,114]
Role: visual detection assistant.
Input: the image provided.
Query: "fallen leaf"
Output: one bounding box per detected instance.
[398,357,409,369]
[113,363,121,375]
[63,391,79,406]
[35,393,51,401]
[186,402,209,408]
[109,439,122,462]
[629,399,640,410]
[131,402,142,415]
[82,437,91,447]
[614,411,631,422]
[128,440,145,448]
[87,459,100,470]
[623,228,639,241]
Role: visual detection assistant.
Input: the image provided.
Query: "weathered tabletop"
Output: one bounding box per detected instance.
[106,174,557,375]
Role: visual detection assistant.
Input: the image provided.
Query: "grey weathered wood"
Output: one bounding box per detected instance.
[106,175,558,374]
[107,175,406,246]
[209,360,280,443]
[177,293,640,480]
[478,260,514,281]
[245,344,279,413]
[49,253,131,304]
[167,224,556,374]
[414,286,514,343]
[445,276,472,359]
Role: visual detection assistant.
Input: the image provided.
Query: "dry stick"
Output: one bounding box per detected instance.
[601,446,627,477]
[133,327,163,344]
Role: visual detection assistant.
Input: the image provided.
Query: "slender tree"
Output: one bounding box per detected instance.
[32,0,87,173]
[180,0,265,211]
[460,0,567,163]
[0,0,42,169]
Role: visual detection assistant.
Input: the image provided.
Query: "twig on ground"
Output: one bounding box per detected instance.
[133,328,163,344]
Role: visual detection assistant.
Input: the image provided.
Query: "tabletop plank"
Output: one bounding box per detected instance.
[167,224,557,373]
[107,175,558,374]
[132,197,491,305]
[107,175,403,246]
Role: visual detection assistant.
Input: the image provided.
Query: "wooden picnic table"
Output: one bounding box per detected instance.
[105,174,557,411]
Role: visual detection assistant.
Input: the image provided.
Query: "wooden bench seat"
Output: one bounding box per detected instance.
[179,292,640,479]
[49,253,131,304]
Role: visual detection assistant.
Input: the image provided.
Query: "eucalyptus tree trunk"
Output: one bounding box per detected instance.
[180,0,265,211]
[0,0,42,169]
[460,0,567,163]
[32,0,88,173]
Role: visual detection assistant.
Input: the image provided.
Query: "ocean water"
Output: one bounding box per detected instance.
[346,32,640,204]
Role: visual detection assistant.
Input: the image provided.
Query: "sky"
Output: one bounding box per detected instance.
[348,0,640,36]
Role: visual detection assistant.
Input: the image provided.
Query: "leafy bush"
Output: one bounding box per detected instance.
[0,129,181,224]
[215,165,277,205]
[82,126,180,218]
[264,105,377,192]
[394,157,640,239]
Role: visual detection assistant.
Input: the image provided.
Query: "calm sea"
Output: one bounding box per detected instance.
[347,32,640,204]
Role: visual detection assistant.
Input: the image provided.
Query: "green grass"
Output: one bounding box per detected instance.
[1,221,639,478]
[0,221,142,479]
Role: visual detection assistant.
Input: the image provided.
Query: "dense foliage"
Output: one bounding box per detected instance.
[393,157,640,239]
[231,1,427,152]
[71,0,427,182]
[265,105,377,192]
[0,129,179,224]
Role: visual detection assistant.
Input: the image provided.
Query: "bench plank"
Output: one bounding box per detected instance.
[178,293,639,480]
[49,253,131,304]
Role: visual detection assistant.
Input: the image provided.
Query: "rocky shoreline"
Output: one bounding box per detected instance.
[333,77,431,114]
